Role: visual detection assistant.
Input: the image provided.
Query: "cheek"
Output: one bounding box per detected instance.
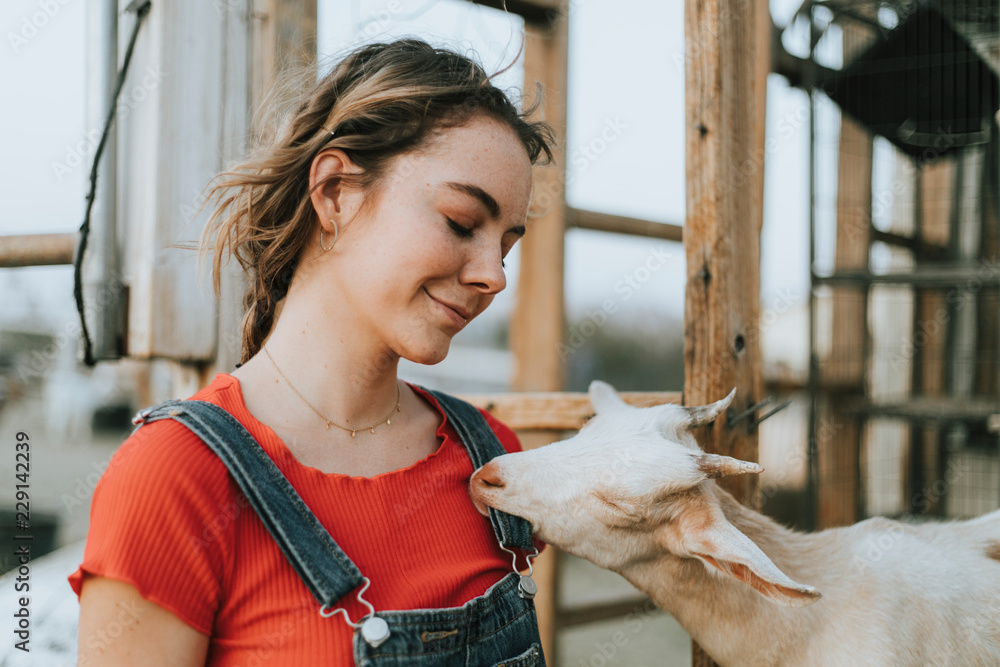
[473,293,496,317]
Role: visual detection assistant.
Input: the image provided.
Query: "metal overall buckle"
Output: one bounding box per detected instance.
[500,544,540,600]
[319,577,390,649]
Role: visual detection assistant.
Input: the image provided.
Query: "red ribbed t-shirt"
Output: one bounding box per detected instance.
[69,373,540,665]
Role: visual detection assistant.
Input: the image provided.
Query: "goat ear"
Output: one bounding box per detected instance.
[682,388,736,429]
[589,380,627,414]
[662,499,821,608]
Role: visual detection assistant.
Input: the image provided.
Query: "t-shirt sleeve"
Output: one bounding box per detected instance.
[477,408,547,554]
[67,419,236,635]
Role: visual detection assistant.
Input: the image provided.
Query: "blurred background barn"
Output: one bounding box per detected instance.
[0,0,998,665]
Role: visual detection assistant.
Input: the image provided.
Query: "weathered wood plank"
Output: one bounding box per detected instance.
[511,20,567,396]
[508,14,568,664]
[207,0,256,377]
[684,0,769,663]
[566,207,683,242]
[0,233,77,268]
[462,391,683,430]
[121,1,226,360]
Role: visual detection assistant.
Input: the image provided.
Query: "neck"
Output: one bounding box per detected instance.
[616,487,826,666]
[245,268,402,429]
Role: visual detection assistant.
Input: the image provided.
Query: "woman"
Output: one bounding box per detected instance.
[71,39,554,665]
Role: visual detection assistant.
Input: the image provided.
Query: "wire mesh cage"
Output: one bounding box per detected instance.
[791,0,1000,525]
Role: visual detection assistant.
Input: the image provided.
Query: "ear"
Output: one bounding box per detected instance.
[589,380,628,414]
[682,388,737,429]
[309,148,363,234]
[661,496,821,607]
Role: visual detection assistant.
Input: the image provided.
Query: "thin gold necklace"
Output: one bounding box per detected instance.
[263,346,401,438]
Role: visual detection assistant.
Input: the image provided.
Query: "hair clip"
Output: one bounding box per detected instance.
[321,125,337,137]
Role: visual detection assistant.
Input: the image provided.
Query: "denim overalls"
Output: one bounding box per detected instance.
[131,388,545,667]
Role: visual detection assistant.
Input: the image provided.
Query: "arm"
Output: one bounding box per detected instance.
[78,576,209,666]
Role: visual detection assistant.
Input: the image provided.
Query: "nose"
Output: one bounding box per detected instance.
[473,461,505,489]
[462,243,507,295]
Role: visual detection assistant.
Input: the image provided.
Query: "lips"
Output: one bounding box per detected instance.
[425,289,473,326]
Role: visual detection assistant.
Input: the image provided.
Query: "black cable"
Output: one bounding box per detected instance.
[73,0,152,366]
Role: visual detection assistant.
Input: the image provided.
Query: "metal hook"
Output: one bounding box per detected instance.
[755,399,792,426]
[319,578,391,648]
[319,577,376,625]
[500,544,540,600]
[727,396,791,431]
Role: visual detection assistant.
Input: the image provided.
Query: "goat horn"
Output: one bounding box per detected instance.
[697,453,764,478]
[683,388,737,429]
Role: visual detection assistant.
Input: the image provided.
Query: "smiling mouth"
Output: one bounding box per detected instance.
[425,289,470,327]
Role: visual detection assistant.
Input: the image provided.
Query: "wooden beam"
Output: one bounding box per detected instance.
[813,263,1000,287]
[556,596,655,628]
[462,391,683,430]
[566,207,683,242]
[510,14,568,665]
[472,0,561,24]
[0,233,77,268]
[684,0,768,663]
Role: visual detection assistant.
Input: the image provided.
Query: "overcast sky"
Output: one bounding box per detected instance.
[1,0,815,338]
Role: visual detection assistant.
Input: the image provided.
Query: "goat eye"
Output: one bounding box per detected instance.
[592,491,643,525]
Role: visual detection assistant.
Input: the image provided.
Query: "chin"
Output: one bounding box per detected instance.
[402,339,451,366]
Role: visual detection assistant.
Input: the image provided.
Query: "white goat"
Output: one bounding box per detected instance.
[470,381,1000,666]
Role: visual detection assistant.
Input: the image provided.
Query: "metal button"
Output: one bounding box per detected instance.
[361,616,390,648]
[517,575,537,600]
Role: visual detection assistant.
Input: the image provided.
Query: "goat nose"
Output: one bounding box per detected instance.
[475,462,504,488]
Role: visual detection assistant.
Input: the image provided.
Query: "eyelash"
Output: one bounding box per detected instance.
[446,217,473,238]
[446,217,507,269]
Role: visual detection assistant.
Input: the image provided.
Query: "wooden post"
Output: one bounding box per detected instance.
[510,13,568,665]
[208,0,317,377]
[251,0,317,97]
[909,157,956,514]
[815,112,871,529]
[683,0,768,663]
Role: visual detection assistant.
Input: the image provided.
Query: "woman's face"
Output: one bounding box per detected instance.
[319,115,534,365]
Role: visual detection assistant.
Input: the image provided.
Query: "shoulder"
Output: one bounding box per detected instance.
[476,406,523,455]
[407,383,524,455]
[94,375,244,527]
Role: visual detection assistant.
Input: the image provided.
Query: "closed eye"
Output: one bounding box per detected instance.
[446,217,474,238]
[450,217,509,269]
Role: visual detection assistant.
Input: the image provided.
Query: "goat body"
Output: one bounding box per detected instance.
[469,382,1000,666]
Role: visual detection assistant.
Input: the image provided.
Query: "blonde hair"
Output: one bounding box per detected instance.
[201,39,554,364]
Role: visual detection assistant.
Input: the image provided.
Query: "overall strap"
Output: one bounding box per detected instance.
[131,399,365,608]
[423,389,536,553]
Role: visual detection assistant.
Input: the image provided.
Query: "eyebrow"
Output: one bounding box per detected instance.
[444,181,501,219]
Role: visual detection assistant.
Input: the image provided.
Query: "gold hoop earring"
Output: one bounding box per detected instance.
[320,221,339,251]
